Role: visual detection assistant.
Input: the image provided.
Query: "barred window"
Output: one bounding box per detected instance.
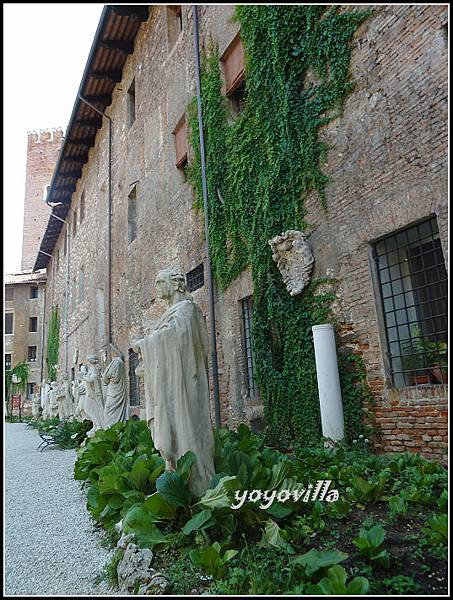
[186,263,204,292]
[28,346,37,362]
[30,287,38,299]
[241,296,258,399]
[29,317,38,332]
[129,349,140,406]
[373,217,448,388]
[5,354,12,370]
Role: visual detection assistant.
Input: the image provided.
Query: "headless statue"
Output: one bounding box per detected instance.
[102,355,128,428]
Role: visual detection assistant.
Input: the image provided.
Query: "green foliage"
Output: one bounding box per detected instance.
[305,564,369,595]
[388,495,408,520]
[352,524,390,569]
[381,575,421,595]
[48,419,92,449]
[187,5,371,445]
[421,513,448,546]
[348,475,388,504]
[190,541,239,579]
[291,548,348,577]
[97,548,124,588]
[46,306,60,382]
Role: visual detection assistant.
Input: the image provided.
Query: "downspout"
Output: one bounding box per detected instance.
[193,6,222,428]
[78,96,117,360]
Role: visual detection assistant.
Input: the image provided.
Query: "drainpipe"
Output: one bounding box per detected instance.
[193,5,222,428]
[78,95,114,360]
[312,324,345,442]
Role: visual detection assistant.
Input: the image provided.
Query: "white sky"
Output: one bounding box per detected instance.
[3,3,105,274]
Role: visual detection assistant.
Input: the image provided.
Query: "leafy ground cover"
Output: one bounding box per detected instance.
[23,416,92,449]
[73,421,447,595]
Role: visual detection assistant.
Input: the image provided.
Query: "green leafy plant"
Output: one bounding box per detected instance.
[381,575,421,595]
[305,564,369,595]
[46,306,60,382]
[388,495,408,520]
[421,513,448,546]
[189,541,239,579]
[291,548,348,578]
[352,525,390,569]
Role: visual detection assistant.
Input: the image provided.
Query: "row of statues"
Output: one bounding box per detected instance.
[35,268,216,496]
[37,354,128,437]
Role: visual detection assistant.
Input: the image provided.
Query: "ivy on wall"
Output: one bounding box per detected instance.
[46,307,60,383]
[187,6,372,446]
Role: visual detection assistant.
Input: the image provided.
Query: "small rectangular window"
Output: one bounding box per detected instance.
[5,313,14,334]
[79,268,84,303]
[80,192,85,222]
[373,216,448,388]
[127,79,136,127]
[5,354,12,370]
[28,346,37,362]
[129,349,141,406]
[72,209,77,237]
[29,317,38,332]
[27,382,36,399]
[167,5,183,49]
[186,263,204,292]
[5,287,14,301]
[30,287,38,299]
[241,297,258,399]
[128,186,137,243]
[221,32,245,96]
[173,115,188,169]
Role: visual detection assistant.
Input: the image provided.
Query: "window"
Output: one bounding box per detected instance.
[72,209,77,237]
[127,79,136,127]
[79,267,84,303]
[241,297,258,399]
[186,263,204,292]
[71,367,75,382]
[5,313,14,334]
[29,317,38,332]
[72,277,77,311]
[373,217,448,388]
[80,192,85,222]
[173,115,188,169]
[221,32,245,93]
[128,349,141,406]
[27,383,36,400]
[5,287,14,301]
[5,354,12,370]
[28,346,37,362]
[30,287,38,299]
[128,186,137,243]
[167,5,182,49]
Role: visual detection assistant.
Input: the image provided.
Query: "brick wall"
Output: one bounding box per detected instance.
[21,129,63,271]
[42,6,447,461]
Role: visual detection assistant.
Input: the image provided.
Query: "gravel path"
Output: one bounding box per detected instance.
[5,423,118,596]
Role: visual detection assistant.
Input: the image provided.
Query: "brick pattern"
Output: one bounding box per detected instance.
[42,6,447,460]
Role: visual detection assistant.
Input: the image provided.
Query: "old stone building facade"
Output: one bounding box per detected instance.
[34,6,448,461]
[5,272,47,414]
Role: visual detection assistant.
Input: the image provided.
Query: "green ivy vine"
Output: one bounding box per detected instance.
[187,5,372,446]
[46,306,60,382]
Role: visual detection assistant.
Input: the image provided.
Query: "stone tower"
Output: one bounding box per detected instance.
[21,128,64,271]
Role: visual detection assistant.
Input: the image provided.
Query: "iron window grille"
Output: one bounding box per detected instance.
[28,346,37,362]
[373,217,448,388]
[186,263,204,292]
[129,349,140,406]
[241,296,258,399]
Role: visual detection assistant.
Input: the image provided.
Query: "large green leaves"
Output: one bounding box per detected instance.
[305,565,369,595]
[122,504,168,549]
[259,519,293,553]
[197,476,240,510]
[292,548,348,577]
[182,509,213,535]
[156,471,193,508]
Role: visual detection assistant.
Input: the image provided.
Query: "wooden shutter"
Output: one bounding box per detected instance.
[173,116,188,168]
[221,33,245,95]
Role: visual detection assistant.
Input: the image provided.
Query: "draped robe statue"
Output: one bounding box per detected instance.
[48,382,59,418]
[102,355,128,427]
[32,394,41,419]
[134,268,215,497]
[61,374,75,419]
[82,356,105,434]
[41,380,50,419]
[74,368,89,421]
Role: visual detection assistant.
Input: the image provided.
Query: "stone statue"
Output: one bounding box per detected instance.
[31,394,41,419]
[82,355,105,435]
[268,230,314,296]
[134,268,215,497]
[40,379,50,418]
[48,382,59,418]
[74,368,89,421]
[61,374,75,419]
[102,354,128,428]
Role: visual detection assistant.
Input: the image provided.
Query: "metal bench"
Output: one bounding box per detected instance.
[37,419,68,451]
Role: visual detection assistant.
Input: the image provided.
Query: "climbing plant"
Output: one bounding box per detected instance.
[46,306,60,382]
[187,6,372,446]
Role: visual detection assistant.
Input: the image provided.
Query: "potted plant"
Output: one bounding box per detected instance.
[400,326,430,386]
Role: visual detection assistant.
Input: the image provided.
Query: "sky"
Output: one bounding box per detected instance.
[3,3,105,274]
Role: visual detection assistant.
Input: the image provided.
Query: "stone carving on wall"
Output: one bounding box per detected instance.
[81,356,105,435]
[134,268,215,497]
[102,355,128,428]
[268,230,314,296]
